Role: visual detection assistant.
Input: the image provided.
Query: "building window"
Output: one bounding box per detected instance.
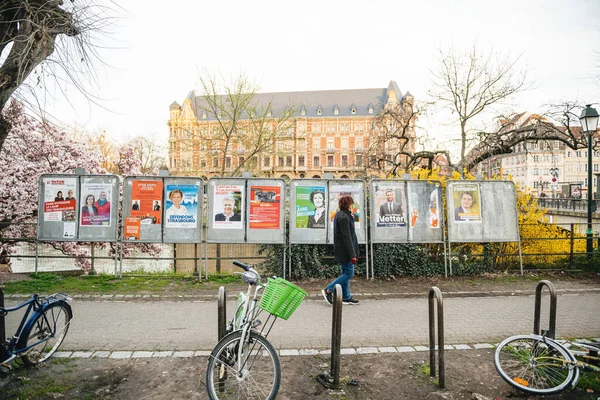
[263,157,270,167]
[368,107,374,114]
[225,157,231,168]
[334,108,339,115]
[351,108,356,114]
[278,156,284,167]
[312,123,321,133]
[213,157,219,168]
[577,151,582,157]
[298,155,305,167]
[300,109,306,116]
[327,155,334,167]
[341,137,349,149]
[317,109,322,116]
[342,155,348,166]
[327,139,334,149]
[356,155,363,167]
[533,155,539,162]
[313,156,320,167]
[313,140,320,150]
[594,164,599,172]
[286,156,292,167]
[239,156,245,166]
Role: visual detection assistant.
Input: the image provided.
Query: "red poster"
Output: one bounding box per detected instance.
[249,186,280,229]
[124,217,141,240]
[130,180,163,225]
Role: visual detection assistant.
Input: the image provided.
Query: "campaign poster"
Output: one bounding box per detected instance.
[129,180,163,225]
[249,185,281,229]
[570,183,582,200]
[374,183,406,227]
[124,217,140,240]
[80,182,112,226]
[452,183,482,223]
[43,177,77,222]
[327,184,362,242]
[165,184,199,229]
[408,186,441,230]
[295,185,326,229]
[213,184,244,229]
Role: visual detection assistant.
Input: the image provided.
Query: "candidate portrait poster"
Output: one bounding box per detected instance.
[374,183,406,227]
[327,184,362,242]
[213,184,244,229]
[129,180,163,225]
[249,185,281,229]
[43,177,77,222]
[295,185,326,229]
[165,184,199,229]
[80,182,112,226]
[452,183,482,223]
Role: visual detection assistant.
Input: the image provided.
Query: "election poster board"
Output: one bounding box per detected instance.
[326,180,366,244]
[38,175,78,241]
[289,179,328,244]
[206,178,246,243]
[78,175,119,242]
[406,180,444,243]
[162,177,203,243]
[122,177,163,243]
[447,180,519,243]
[246,179,286,244]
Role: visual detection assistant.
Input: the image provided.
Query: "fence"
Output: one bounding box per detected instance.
[0,220,598,275]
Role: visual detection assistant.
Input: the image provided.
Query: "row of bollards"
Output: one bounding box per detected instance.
[214,279,559,392]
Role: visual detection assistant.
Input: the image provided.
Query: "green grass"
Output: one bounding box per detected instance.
[0,377,75,399]
[2,273,240,295]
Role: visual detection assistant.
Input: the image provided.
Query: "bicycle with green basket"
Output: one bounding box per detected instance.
[494,333,600,395]
[205,260,307,400]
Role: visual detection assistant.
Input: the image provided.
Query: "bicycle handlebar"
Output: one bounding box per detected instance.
[232,260,251,271]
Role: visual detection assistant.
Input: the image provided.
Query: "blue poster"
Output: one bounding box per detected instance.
[165,184,199,228]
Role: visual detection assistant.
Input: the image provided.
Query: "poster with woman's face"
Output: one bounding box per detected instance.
[327,183,362,242]
[80,182,112,226]
[452,183,481,223]
[165,184,199,228]
[43,177,77,222]
[213,184,244,229]
[295,185,326,229]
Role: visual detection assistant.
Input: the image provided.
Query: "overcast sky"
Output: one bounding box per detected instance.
[38,0,600,153]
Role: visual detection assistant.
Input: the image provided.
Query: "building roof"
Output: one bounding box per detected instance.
[175,81,405,121]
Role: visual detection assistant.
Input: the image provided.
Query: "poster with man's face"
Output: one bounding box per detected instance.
[452,183,481,223]
[374,183,406,227]
[213,184,244,229]
[80,182,112,226]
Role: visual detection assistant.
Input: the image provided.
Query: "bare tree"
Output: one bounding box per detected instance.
[0,0,112,153]
[190,71,296,177]
[126,135,168,174]
[430,43,529,172]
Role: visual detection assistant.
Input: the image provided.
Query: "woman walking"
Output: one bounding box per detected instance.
[322,195,359,305]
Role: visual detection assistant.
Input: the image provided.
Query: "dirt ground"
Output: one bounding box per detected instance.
[1,348,597,399]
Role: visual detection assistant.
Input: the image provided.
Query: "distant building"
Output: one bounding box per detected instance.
[167,81,417,180]
[474,112,600,199]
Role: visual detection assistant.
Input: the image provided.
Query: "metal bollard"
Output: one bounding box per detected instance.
[217,286,227,341]
[317,283,342,389]
[428,286,445,389]
[533,280,557,339]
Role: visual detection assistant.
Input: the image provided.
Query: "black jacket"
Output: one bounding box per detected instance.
[333,209,359,263]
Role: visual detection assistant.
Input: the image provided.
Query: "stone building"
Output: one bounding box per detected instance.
[167,81,416,180]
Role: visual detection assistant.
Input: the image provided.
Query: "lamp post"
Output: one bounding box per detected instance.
[579,104,599,255]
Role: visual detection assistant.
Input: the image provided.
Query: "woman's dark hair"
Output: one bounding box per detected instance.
[56,191,63,197]
[310,189,325,205]
[338,195,354,211]
[85,194,95,204]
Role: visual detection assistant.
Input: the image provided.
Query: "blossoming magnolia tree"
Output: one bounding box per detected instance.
[0,101,161,271]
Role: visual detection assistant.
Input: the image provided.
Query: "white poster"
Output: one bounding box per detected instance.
[213,184,244,230]
[80,182,113,227]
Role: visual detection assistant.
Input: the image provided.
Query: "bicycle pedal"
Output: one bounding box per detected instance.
[251,319,262,328]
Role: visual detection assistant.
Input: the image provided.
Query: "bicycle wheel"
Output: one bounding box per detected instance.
[206,330,281,400]
[495,334,575,395]
[18,301,72,366]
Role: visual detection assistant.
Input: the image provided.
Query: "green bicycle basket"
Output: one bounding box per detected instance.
[258,277,308,320]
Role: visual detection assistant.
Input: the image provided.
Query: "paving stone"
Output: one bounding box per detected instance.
[280,349,300,356]
[53,352,72,358]
[414,346,429,352]
[340,348,357,355]
[194,351,211,357]
[443,345,454,350]
[110,351,132,359]
[173,351,194,358]
[132,351,153,358]
[453,344,471,350]
[473,343,494,349]
[152,351,173,358]
[356,347,378,354]
[396,346,415,353]
[378,347,398,353]
[299,349,319,356]
[70,351,93,358]
[92,351,111,358]
[319,349,331,355]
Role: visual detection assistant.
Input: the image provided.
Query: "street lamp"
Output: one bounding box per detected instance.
[579,104,599,255]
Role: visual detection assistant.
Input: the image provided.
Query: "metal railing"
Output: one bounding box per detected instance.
[534,198,599,213]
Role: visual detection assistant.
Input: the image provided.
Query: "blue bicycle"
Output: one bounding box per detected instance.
[0,293,72,372]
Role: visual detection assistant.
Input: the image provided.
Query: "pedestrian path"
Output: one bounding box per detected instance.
[6,290,600,354]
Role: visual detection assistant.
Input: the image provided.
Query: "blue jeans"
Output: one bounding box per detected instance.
[326,262,354,301]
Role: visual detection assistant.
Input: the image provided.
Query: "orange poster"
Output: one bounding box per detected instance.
[249,186,281,229]
[130,180,163,225]
[124,217,141,240]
